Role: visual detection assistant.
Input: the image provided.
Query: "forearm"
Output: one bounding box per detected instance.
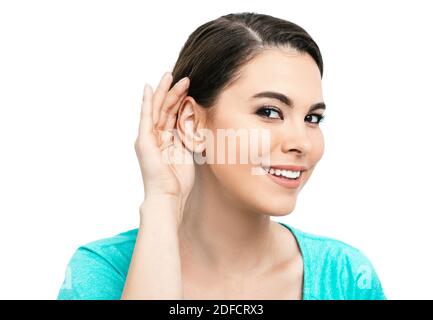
[121,195,184,299]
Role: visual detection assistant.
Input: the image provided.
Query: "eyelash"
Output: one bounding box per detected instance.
[255,105,325,124]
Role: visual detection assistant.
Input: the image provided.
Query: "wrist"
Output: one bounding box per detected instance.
[143,193,182,203]
[140,194,184,228]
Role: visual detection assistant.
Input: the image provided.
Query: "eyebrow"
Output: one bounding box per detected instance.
[251,91,326,112]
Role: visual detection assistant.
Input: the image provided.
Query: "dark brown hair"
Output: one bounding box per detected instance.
[171,12,323,114]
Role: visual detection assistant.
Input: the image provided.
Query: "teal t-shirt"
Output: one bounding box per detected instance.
[57,222,387,300]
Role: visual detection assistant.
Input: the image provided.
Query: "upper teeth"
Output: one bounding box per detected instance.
[263,167,301,178]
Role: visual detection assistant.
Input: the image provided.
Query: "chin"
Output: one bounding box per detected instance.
[213,165,301,216]
[251,195,298,217]
[268,202,297,216]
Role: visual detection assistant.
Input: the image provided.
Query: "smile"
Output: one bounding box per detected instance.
[263,167,301,179]
[261,166,304,189]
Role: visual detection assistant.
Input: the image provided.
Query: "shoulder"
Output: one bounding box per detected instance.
[280,223,387,300]
[292,225,369,262]
[57,228,139,300]
[79,228,139,259]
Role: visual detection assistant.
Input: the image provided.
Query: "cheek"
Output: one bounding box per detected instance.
[300,130,324,187]
[203,118,245,169]
[205,127,267,207]
[311,129,325,163]
[210,132,256,186]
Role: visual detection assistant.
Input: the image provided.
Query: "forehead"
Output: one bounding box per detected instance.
[224,48,323,104]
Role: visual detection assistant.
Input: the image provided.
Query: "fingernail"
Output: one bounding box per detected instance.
[177,77,189,87]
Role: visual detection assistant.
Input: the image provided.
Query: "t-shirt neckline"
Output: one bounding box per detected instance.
[277,221,314,300]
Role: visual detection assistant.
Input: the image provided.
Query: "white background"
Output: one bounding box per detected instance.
[1,0,432,299]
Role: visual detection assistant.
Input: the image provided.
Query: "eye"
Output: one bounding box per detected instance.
[305,113,325,124]
[255,105,283,120]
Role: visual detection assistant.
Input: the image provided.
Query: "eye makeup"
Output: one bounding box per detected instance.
[255,105,325,124]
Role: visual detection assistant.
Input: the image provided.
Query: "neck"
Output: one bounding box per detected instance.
[178,165,278,278]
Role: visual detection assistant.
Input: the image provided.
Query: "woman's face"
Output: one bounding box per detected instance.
[199,47,325,216]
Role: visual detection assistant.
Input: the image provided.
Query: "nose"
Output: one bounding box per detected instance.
[281,121,312,155]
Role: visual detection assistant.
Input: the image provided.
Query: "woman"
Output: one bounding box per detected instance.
[58,12,386,300]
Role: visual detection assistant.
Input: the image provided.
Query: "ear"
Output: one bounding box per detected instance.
[175,96,206,154]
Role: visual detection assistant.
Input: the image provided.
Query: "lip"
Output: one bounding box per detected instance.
[262,164,307,172]
[261,165,306,189]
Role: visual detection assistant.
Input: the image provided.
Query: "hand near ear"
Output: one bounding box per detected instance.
[134,72,195,225]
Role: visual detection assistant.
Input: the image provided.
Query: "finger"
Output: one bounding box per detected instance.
[157,77,189,128]
[172,126,183,148]
[172,127,193,165]
[162,91,188,131]
[138,83,153,135]
[156,77,190,130]
[152,72,173,126]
